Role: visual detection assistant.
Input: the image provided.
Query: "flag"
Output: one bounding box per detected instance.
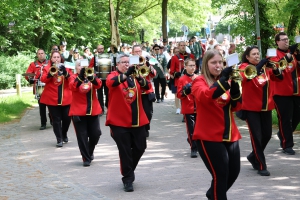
[110,0,121,48]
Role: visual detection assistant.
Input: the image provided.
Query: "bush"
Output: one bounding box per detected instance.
[0,53,35,89]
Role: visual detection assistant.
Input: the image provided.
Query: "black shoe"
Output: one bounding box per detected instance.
[247,155,259,170]
[63,137,68,143]
[56,142,63,148]
[182,116,185,122]
[258,169,270,176]
[156,99,160,103]
[90,154,94,161]
[161,99,164,102]
[190,150,197,158]
[39,125,46,130]
[282,147,295,155]
[83,161,91,167]
[123,182,134,192]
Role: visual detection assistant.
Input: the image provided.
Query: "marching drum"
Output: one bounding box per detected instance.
[95,54,111,80]
[35,80,45,100]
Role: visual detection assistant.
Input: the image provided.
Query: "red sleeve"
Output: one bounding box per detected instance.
[176,77,185,99]
[25,62,36,81]
[170,56,178,75]
[89,57,95,68]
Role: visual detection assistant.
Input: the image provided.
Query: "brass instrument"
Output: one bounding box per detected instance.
[269,59,288,70]
[230,64,257,81]
[138,65,150,77]
[50,63,59,76]
[85,67,94,77]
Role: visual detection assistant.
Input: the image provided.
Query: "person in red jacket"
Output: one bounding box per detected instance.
[40,51,73,147]
[270,32,299,155]
[177,58,198,158]
[239,46,283,176]
[132,45,156,137]
[69,60,102,167]
[106,54,150,192]
[192,50,242,200]
[170,41,195,89]
[25,49,49,130]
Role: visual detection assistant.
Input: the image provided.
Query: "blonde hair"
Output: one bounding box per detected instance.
[201,50,222,86]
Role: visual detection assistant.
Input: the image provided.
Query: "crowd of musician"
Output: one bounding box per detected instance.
[25,32,300,198]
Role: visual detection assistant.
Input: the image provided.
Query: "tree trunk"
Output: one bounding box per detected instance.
[162,0,168,41]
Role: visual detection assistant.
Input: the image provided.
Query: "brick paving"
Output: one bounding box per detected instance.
[0,88,300,200]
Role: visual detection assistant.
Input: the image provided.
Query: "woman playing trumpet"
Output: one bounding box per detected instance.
[192,50,242,199]
[69,60,102,166]
[177,58,198,158]
[40,51,73,147]
[239,46,283,176]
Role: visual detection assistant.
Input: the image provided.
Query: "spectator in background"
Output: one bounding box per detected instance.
[228,43,236,55]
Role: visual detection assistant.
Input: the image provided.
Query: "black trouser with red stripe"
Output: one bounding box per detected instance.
[110,125,147,184]
[184,114,197,151]
[72,115,101,163]
[48,105,71,143]
[245,110,272,170]
[273,95,300,149]
[196,140,240,200]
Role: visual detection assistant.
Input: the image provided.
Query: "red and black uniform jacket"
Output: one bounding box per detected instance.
[192,75,242,142]
[40,62,73,106]
[239,62,283,111]
[170,52,195,87]
[26,60,48,94]
[68,74,102,116]
[270,48,299,96]
[105,71,150,127]
[177,74,196,114]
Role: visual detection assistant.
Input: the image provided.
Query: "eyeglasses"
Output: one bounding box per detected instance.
[280,38,289,42]
[52,48,58,51]
[154,49,160,50]
[120,61,130,64]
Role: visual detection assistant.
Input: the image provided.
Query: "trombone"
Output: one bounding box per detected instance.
[268,59,288,70]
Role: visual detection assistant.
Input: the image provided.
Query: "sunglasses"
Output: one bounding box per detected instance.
[154,49,160,50]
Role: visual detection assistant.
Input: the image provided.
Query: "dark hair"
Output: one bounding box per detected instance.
[241,46,259,63]
[275,32,287,46]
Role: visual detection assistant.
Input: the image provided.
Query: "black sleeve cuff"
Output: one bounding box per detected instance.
[211,77,230,99]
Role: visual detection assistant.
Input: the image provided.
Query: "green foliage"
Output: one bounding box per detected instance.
[0,53,34,89]
[0,92,36,123]
[272,109,300,131]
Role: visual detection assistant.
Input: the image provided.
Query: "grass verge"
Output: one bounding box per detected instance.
[272,109,300,132]
[0,92,37,124]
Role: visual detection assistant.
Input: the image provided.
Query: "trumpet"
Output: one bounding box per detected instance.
[138,65,150,77]
[85,67,94,77]
[50,63,60,76]
[230,64,257,81]
[268,59,288,70]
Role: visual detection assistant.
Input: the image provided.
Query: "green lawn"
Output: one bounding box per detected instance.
[0,92,37,124]
[272,109,300,131]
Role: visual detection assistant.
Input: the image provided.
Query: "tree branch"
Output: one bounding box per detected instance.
[132,3,160,19]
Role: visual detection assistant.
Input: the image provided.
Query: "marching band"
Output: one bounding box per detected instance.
[23,33,300,197]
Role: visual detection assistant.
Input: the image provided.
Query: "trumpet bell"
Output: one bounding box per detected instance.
[138,66,150,77]
[85,67,94,77]
[50,65,58,76]
[243,65,257,79]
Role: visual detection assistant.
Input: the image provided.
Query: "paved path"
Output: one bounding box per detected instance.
[1,89,300,200]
